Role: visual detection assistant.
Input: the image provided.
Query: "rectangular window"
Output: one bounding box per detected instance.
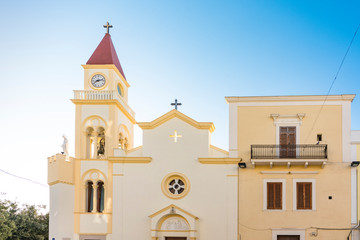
[317,134,322,142]
[296,182,312,209]
[267,182,282,209]
[277,236,300,240]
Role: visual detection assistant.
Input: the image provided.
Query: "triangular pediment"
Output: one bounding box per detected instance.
[137,110,215,133]
[148,204,198,220]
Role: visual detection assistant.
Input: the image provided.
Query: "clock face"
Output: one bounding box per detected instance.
[91,74,106,88]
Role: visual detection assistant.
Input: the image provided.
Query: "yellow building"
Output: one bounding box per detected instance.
[226,95,357,240]
[351,130,360,239]
[48,27,359,240]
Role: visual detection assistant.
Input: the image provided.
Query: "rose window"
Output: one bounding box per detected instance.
[162,173,190,199]
[168,179,185,195]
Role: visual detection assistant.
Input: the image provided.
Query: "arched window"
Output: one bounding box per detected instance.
[86,181,94,212]
[97,127,105,158]
[85,126,106,159]
[97,181,105,212]
[86,127,94,159]
[119,132,124,149]
[124,137,129,151]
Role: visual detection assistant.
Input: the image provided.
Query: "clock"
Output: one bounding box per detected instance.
[91,74,106,88]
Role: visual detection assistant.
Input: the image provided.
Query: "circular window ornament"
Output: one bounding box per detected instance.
[161,173,190,199]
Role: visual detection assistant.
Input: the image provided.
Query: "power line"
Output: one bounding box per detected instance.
[305,23,360,143]
[0,169,48,188]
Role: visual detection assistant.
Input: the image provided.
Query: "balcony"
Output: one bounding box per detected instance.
[73,90,135,118]
[250,144,327,168]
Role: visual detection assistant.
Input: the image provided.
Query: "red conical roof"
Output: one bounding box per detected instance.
[86,33,126,80]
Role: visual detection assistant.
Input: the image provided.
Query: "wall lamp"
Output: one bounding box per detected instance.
[351,161,360,167]
[238,162,247,168]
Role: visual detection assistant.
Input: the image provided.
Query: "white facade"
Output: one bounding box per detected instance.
[48,32,239,239]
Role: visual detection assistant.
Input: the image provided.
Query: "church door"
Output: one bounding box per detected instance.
[79,235,106,240]
[280,127,296,158]
[277,235,300,240]
[165,238,187,240]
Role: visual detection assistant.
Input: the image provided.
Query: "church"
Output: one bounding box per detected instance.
[48,24,358,240]
[48,24,239,240]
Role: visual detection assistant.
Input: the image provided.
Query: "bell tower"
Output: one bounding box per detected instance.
[72,24,136,159]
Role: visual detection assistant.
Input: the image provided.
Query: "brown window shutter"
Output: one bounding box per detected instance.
[304,183,312,209]
[297,182,304,209]
[297,182,312,209]
[267,183,274,209]
[267,182,282,209]
[275,183,282,209]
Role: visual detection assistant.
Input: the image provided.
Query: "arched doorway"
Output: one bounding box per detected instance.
[149,204,198,240]
[158,215,189,240]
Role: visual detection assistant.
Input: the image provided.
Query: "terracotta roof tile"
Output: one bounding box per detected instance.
[86,33,126,80]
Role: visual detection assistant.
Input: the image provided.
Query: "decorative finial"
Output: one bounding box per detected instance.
[103,22,113,34]
[171,99,182,110]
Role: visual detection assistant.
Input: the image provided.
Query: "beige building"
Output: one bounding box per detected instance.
[48,29,359,240]
[227,95,357,240]
[48,32,239,240]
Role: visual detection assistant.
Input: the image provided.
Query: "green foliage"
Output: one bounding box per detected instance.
[0,200,48,240]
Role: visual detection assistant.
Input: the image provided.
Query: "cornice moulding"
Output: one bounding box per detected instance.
[225,94,356,103]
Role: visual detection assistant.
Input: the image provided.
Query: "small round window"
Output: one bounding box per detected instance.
[161,173,190,199]
[169,179,185,194]
[117,84,123,96]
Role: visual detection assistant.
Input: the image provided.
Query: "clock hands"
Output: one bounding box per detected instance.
[91,74,105,88]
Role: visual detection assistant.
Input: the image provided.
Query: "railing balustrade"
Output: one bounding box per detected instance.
[251,144,327,159]
[73,90,135,117]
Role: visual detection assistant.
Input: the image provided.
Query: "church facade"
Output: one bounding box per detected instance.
[48,29,358,240]
[48,31,238,240]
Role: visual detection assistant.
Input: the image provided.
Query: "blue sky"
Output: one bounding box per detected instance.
[0,0,359,206]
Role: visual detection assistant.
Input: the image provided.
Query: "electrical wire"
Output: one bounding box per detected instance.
[0,168,48,188]
[239,222,357,232]
[305,23,360,143]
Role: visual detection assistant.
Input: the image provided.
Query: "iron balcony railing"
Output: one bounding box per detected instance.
[251,144,327,159]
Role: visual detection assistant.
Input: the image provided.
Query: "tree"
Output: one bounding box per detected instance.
[0,200,48,240]
[0,200,16,240]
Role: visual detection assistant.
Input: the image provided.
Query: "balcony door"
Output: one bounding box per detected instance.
[280,127,296,158]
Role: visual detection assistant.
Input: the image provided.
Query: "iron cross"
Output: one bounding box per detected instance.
[171,99,182,110]
[103,22,113,34]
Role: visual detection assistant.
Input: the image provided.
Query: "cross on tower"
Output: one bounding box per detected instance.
[103,22,113,34]
[171,99,182,110]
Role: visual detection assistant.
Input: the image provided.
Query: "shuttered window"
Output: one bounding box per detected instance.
[267,182,282,209]
[297,182,312,209]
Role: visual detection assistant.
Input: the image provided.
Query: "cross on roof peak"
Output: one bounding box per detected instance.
[103,22,113,34]
[171,99,182,110]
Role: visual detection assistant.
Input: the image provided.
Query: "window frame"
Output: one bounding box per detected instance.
[96,181,105,213]
[274,118,301,158]
[81,170,107,214]
[293,179,316,211]
[272,230,305,240]
[86,180,94,213]
[263,179,286,211]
